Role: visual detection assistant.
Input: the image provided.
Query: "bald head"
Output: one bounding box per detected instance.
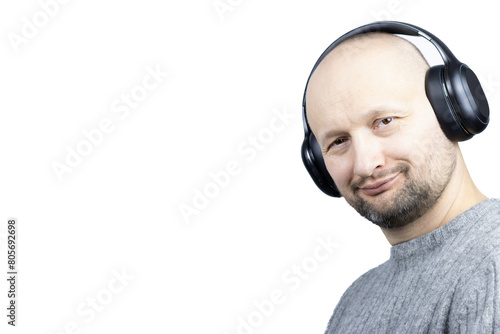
[310,32,430,86]
[324,32,430,71]
[305,33,432,140]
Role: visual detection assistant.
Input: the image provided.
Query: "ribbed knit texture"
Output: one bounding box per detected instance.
[325,198,500,333]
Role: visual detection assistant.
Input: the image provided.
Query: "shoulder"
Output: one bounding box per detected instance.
[323,260,394,332]
[453,199,500,265]
[447,244,500,332]
[344,260,390,292]
[327,260,391,313]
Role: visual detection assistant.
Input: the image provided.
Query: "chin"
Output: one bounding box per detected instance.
[349,182,441,229]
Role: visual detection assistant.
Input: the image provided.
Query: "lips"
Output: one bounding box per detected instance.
[359,174,400,196]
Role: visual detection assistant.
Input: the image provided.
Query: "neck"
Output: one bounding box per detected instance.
[381,150,488,245]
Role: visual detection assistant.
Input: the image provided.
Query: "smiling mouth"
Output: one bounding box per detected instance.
[359,174,400,196]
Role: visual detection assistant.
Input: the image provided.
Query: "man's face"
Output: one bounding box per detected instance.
[306,35,457,229]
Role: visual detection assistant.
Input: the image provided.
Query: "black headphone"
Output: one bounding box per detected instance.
[301,21,490,197]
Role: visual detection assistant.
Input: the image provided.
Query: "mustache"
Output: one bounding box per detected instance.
[350,163,410,192]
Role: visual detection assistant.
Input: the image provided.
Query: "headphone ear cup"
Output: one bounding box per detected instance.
[301,132,341,197]
[425,64,490,142]
[425,65,473,141]
[445,63,489,135]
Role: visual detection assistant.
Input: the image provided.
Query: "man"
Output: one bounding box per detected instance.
[302,22,500,332]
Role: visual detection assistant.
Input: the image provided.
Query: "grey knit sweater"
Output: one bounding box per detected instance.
[325,198,500,333]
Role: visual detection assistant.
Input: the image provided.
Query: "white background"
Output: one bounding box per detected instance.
[0,0,499,333]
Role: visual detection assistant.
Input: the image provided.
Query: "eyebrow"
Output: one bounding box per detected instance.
[318,107,399,148]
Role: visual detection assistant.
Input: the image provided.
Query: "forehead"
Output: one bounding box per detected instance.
[305,34,427,135]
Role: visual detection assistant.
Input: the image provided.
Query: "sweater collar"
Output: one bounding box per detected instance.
[389,198,500,263]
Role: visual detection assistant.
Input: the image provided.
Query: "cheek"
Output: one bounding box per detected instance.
[392,116,438,166]
[324,156,353,190]
[402,103,448,163]
[401,124,446,167]
[389,138,422,163]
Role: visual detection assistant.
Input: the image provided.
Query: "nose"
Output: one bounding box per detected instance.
[351,133,385,178]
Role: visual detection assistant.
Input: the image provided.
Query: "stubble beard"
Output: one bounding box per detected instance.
[341,148,457,230]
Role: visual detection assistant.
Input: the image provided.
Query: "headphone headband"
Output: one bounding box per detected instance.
[302,21,458,119]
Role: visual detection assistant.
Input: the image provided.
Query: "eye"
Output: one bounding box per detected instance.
[325,137,347,153]
[379,117,393,126]
[332,138,346,146]
[373,117,395,130]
